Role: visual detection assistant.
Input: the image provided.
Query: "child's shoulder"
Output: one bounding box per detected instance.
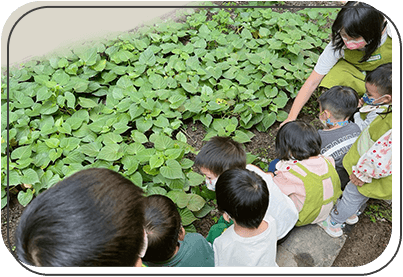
[277,156,334,172]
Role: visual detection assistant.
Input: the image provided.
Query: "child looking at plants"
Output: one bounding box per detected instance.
[142,195,214,267]
[269,121,342,226]
[213,168,278,267]
[318,65,392,238]
[194,136,298,242]
[317,86,361,189]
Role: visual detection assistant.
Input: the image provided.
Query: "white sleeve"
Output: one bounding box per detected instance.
[354,107,387,131]
[314,42,344,76]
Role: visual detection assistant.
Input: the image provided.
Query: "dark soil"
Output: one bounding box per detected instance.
[1,0,392,268]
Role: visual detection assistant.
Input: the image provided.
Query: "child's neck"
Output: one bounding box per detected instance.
[234,220,268,238]
[324,119,349,131]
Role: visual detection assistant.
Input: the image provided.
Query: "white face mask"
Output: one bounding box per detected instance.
[206,177,218,191]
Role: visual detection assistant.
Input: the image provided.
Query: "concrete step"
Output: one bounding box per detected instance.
[276,224,349,267]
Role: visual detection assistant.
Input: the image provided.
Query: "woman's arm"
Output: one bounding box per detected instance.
[281,70,324,127]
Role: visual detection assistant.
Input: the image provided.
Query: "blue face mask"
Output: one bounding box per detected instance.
[362,93,385,106]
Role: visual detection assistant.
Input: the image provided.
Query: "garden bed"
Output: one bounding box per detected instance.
[1,0,392,268]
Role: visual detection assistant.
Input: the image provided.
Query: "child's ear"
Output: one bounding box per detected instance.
[223,212,231,223]
[178,226,186,241]
[384,94,392,104]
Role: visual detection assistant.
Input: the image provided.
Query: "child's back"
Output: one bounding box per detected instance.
[274,156,340,225]
[214,215,277,267]
[213,168,278,267]
[273,121,342,226]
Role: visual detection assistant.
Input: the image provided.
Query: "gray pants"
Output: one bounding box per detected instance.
[330,182,369,224]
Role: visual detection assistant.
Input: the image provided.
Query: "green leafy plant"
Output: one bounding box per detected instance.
[365,202,392,223]
[1,2,339,229]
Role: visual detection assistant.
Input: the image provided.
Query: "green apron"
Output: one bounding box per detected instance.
[343,109,392,200]
[289,158,342,227]
[320,37,392,96]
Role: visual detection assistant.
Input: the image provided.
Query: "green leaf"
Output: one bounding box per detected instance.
[116,75,133,89]
[139,48,156,66]
[18,189,34,207]
[149,155,164,169]
[131,130,148,143]
[234,130,254,143]
[187,194,206,212]
[160,159,183,179]
[36,87,52,102]
[136,117,153,133]
[200,114,213,128]
[78,97,98,108]
[97,144,123,161]
[70,77,90,92]
[181,82,198,94]
[179,207,197,226]
[152,134,175,151]
[21,168,39,185]
[167,190,189,208]
[187,171,205,187]
[262,111,277,130]
[118,50,134,62]
[78,47,98,66]
[277,110,289,122]
[11,145,32,160]
[92,59,107,72]
[65,91,76,108]
[193,203,215,218]
[52,69,70,85]
[45,138,60,149]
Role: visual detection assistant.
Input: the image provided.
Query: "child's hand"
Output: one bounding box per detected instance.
[349,173,365,187]
[267,172,275,177]
[358,98,364,108]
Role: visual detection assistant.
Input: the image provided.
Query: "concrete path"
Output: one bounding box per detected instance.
[276,224,349,267]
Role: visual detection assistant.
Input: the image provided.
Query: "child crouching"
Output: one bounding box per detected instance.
[213,168,278,267]
[270,121,342,226]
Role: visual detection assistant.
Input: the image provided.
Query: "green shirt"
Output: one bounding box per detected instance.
[143,233,214,267]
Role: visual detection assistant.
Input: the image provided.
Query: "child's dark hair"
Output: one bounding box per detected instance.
[216,168,269,229]
[275,121,322,161]
[366,63,392,96]
[194,136,246,176]
[332,1,387,62]
[142,195,182,263]
[318,86,359,120]
[15,168,145,267]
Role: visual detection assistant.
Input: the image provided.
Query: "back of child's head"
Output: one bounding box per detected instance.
[194,136,246,176]
[366,63,392,96]
[275,121,322,161]
[142,195,182,263]
[318,86,359,120]
[215,168,269,229]
[15,168,145,267]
